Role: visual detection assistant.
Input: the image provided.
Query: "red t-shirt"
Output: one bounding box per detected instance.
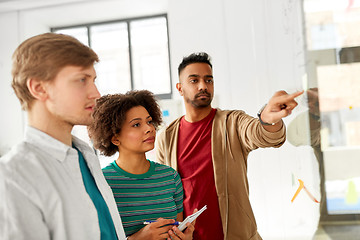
[177,108,224,239]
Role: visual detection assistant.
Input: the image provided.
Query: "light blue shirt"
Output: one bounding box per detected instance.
[0,126,126,240]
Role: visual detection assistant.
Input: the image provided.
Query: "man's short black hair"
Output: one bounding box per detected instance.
[178,52,212,76]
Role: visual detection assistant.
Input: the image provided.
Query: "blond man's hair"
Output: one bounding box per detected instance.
[11,32,99,110]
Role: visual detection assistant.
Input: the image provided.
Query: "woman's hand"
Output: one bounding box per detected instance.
[167,222,195,240]
[168,208,197,240]
[128,218,176,240]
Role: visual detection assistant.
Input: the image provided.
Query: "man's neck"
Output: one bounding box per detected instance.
[27,105,73,146]
[184,105,213,123]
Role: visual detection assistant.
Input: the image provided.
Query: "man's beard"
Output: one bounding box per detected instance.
[187,91,212,108]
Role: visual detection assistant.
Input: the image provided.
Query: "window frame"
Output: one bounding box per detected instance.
[51,14,173,99]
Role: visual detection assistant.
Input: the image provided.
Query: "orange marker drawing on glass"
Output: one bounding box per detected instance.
[291,179,319,203]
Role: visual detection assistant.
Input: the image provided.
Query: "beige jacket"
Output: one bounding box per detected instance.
[156,109,286,240]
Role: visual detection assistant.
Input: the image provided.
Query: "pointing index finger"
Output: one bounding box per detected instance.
[289,90,304,99]
[275,90,304,104]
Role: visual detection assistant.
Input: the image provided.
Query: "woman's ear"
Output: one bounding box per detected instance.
[26,78,48,101]
[111,135,120,146]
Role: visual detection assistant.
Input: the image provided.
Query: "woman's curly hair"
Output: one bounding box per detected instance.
[88,90,163,156]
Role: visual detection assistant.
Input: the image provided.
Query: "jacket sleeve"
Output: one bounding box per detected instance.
[234,111,286,151]
[155,129,166,165]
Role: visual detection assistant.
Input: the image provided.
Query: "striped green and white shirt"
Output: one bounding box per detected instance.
[102,160,183,237]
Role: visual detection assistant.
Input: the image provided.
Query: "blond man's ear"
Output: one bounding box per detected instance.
[26,78,48,101]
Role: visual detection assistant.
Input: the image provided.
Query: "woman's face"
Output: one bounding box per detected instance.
[112,105,156,154]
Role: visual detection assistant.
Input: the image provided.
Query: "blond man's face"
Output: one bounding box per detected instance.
[44,65,100,127]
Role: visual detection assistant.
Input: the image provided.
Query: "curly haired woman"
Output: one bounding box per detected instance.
[88,90,195,240]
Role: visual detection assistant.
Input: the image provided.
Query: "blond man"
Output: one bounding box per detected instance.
[0,33,126,240]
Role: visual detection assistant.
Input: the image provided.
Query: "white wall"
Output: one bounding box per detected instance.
[0,12,24,156]
[0,0,320,239]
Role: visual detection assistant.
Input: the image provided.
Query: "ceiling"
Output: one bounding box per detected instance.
[0,0,95,13]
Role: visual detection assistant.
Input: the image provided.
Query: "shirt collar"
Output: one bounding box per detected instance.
[24,126,74,162]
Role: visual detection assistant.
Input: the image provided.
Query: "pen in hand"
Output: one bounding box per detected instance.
[143,220,180,225]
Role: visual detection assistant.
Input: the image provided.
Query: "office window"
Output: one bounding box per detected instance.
[52,15,172,98]
[303,0,360,221]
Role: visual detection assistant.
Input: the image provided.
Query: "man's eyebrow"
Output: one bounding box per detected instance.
[188,74,200,78]
[188,74,213,78]
[75,73,96,78]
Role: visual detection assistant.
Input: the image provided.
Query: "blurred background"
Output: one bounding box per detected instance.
[1,0,359,239]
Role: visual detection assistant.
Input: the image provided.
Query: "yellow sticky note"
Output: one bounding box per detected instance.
[346,180,358,205]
